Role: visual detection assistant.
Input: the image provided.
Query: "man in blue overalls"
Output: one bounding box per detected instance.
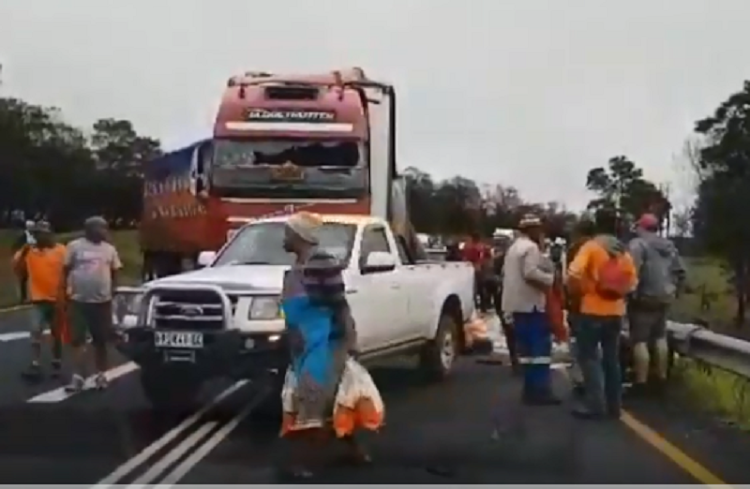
[501,214,559,405]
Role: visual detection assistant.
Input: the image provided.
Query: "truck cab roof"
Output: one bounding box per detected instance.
[214,70,370,140]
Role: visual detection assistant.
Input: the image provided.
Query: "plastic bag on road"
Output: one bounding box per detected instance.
[280,357,385,438]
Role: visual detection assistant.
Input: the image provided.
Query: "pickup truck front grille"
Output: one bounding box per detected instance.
[151,290,237,331]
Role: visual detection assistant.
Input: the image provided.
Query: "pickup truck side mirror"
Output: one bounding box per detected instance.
[361,251,397,274]
[197,251,217,268]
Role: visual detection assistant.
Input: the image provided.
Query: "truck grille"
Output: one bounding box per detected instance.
[151,290,237,331]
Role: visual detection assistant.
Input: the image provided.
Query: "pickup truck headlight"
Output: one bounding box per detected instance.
[248,296,281,320]
[113,289,144,326]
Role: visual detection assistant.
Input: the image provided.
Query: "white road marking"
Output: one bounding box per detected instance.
[0,329,50,342]
[92,379,248,488]
[0,331,32,342]
[28,361,140,403]
[127,421,218,487]
[154,392,267,488]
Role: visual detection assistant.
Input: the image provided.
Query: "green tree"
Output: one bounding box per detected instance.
[0,98,96,227]
[90,118,162,174]
[585,155,670,225]
[692,80,750,325]
[0,98,162,229]
[403,167,438,234]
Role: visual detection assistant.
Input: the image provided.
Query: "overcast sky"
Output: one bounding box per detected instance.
[2,0,750,210]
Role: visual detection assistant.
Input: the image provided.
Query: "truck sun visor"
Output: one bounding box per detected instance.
[264,86,320,101]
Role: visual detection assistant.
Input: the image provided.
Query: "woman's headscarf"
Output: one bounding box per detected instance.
[286,212,322,245]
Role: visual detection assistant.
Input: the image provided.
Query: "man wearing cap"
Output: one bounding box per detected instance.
[13,222,67,380]
[62,216,123,392]
[501,214,559,405]
[627,213,686,396]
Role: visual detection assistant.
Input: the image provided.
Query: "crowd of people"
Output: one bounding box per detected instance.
[9,208,685,478]
[448,208,686,420]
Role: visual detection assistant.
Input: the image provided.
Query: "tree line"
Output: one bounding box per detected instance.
[0,97,161,231]
[0,94,674,239]
[404,156,672,242]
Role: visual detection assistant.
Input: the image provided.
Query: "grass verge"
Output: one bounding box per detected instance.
[668,256,750,429]
[0,230,141,308]
[670,356,750,430]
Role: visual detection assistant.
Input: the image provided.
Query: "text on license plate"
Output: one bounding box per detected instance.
[154,331,204,349]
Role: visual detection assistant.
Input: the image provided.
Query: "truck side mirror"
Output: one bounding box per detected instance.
[197,251,216,268]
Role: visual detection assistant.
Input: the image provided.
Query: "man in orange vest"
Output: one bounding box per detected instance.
[566,209,637,420]
[14,222,67,381]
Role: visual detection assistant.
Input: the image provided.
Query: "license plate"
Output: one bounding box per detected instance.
[154,331,204,349]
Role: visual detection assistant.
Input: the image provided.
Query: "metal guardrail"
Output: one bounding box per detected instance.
[667,321,750,379]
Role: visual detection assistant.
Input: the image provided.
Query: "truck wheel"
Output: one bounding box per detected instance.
[140,368,201,411]
[419,313,458,381]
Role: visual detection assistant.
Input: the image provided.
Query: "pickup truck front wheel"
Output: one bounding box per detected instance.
[419,313,458,381]
[140,368,202,411]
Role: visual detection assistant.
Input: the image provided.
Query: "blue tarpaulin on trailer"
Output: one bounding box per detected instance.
[144,139,210,181]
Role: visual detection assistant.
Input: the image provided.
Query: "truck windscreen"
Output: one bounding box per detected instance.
[210,139,368,199]
[214,221,356,267]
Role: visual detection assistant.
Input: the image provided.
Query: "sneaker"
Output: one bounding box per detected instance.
[64,374,85,393]
[93,373,109,390]
[21,363,42,381]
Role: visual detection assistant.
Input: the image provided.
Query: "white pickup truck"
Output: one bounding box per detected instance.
[115,214,476,410]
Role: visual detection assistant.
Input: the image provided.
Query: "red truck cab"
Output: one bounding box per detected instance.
[141,68,420,280]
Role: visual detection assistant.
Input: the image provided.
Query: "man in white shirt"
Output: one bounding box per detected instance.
[502,214,559,405]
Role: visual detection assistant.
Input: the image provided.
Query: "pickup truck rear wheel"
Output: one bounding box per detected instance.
[140,368,201,411]
[419,313,458,381]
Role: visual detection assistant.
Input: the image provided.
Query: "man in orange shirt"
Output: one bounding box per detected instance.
[14,222,66,381]
[566,209,637,420]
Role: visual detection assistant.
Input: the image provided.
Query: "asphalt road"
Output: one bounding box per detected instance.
[0,307,748,484]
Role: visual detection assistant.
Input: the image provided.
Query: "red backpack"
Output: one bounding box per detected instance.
[595,250,631,300]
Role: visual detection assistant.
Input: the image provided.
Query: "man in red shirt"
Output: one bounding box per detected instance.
[463,232,492,312]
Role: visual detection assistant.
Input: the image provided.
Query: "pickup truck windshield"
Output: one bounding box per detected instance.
[210,139,368,199]
[214,221,356,267]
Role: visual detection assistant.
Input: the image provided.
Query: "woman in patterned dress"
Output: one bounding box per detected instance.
[279,212,383,478]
